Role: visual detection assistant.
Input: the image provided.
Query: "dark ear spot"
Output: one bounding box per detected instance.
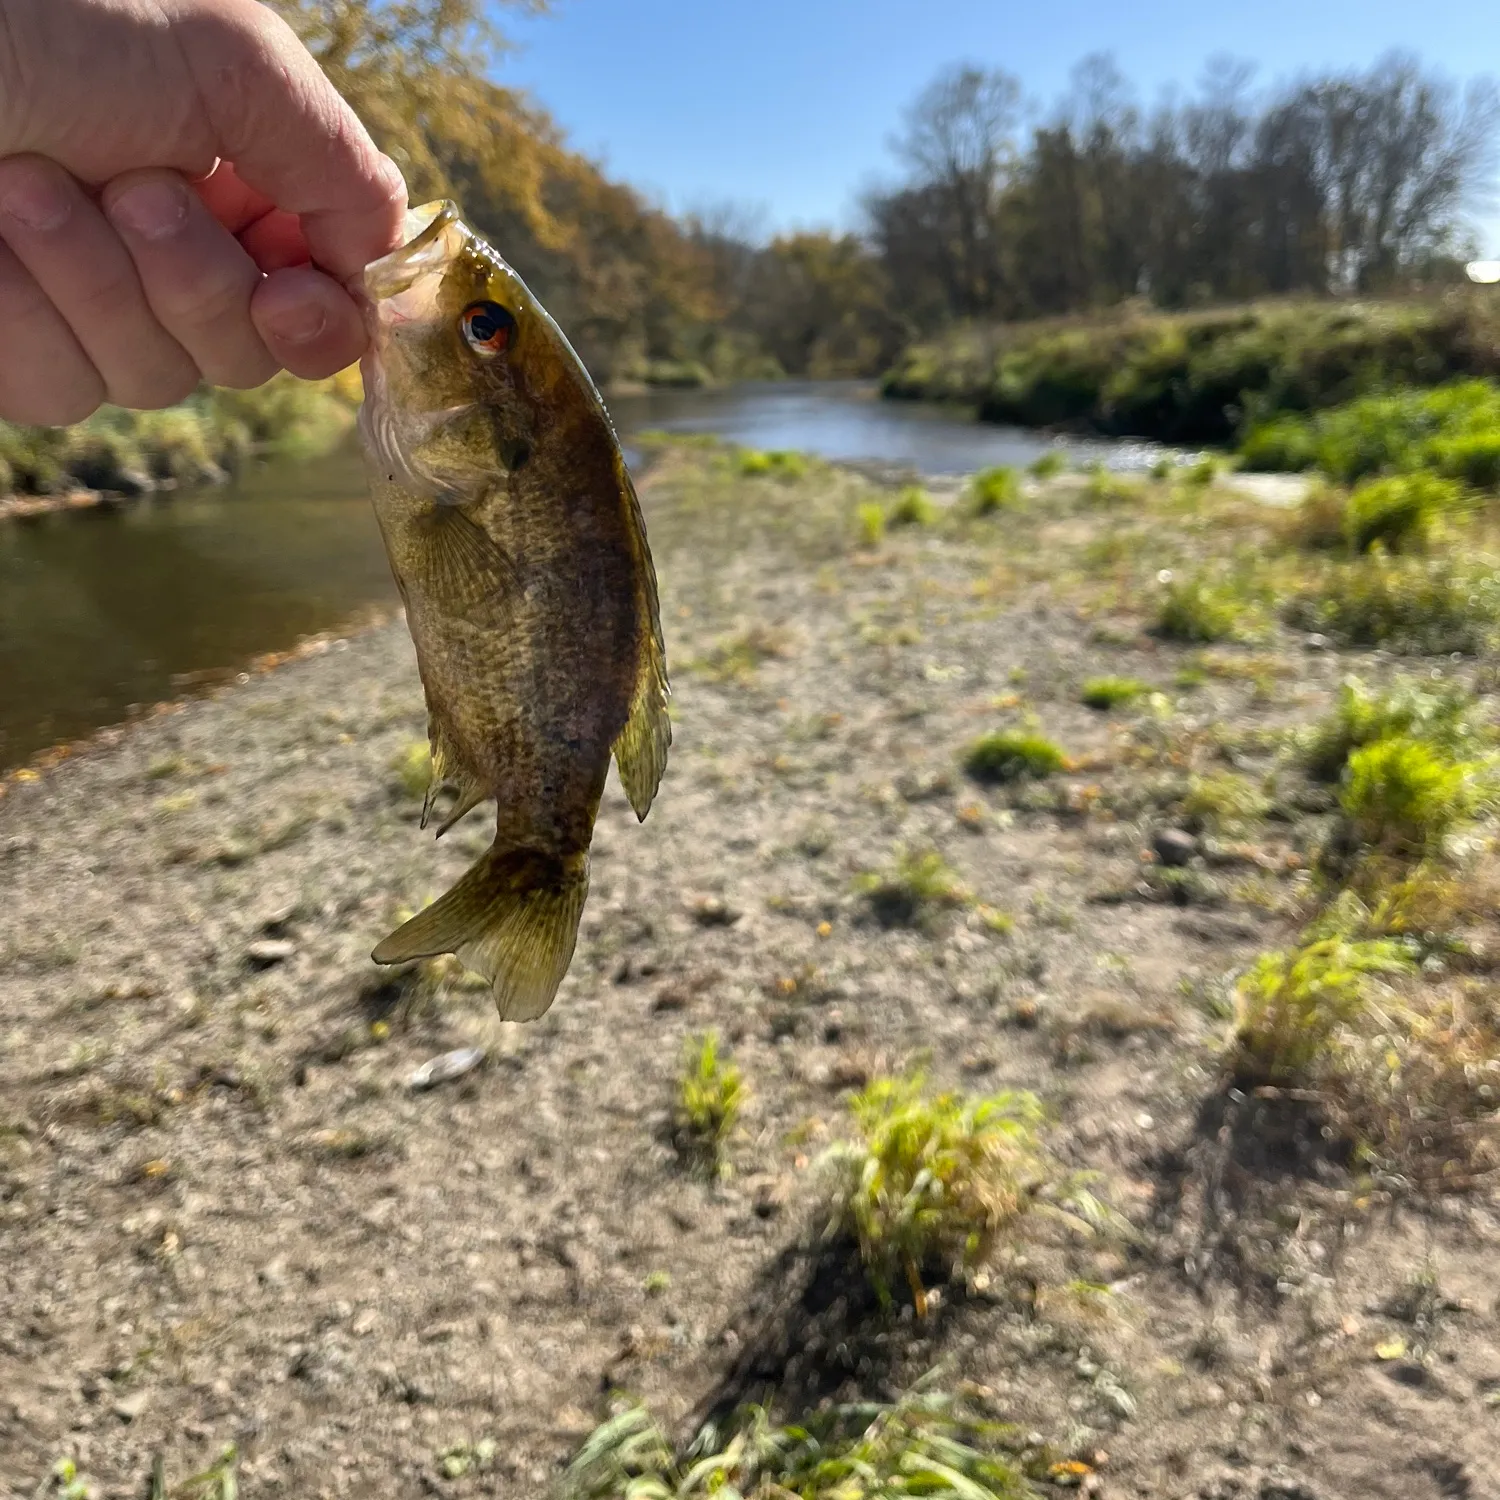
[500,439,532,473]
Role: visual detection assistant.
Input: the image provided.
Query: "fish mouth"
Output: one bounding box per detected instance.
[363,200,469,302]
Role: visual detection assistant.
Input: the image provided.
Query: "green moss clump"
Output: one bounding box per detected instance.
[1080,675,1148,710]
[969,465,1020,514]
[963,730,1067,783]
[887,484,937,526]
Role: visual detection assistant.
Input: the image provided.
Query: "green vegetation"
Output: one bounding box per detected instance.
[672,1032,744,1176]
[0,374,358,501]
[1230,937,1415,1085]
[564,1393,1029,1500]
[1080,675,1149,710]
[738,447,811,480]
[390,741,433,801]
[1284,555,1500,655]
[885,302,1500,445]
[1028,450,1067,479]
[1180,771,1271,835]
[855,848,969,929]
[820,1075,1046,1309]
[969,465,1021,514]
[1342,474,1465,554]
[1152,573,1249,643]
[888,485,938,526]
[1339,736,1486,861]
[1302,677,1475,783]
[856,500,887,547]
[963,730,1067,784]
[1240,379,1500,484]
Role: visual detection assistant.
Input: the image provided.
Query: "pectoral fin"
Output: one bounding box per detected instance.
[417,506,519,617]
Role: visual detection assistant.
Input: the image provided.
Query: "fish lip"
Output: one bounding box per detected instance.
[362,200,467,300]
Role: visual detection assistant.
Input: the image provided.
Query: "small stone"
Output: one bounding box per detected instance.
[1303,632,1332,651]
[245,939,294,969]
[408,1047,486,1092]
[1152,828,1197,868]
[687,894,741,928]
[113,1389,149,1422]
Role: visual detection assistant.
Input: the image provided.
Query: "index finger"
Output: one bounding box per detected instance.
[173,0,407,278]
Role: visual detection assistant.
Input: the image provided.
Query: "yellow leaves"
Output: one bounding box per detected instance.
[1374,1335,1407,1361]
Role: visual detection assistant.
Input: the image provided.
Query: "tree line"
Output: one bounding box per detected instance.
[274,3,1498,382]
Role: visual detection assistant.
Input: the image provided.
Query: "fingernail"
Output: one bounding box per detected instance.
[108,179,190,242]
[0,170,71,232]
[264,301,328,346]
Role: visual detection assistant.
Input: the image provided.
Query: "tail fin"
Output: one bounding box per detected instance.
[373,846,589,1021]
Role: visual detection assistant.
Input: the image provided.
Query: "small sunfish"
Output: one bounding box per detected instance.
[358,200,670,1021]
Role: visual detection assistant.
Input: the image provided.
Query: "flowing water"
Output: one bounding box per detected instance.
[0,381,1159,770]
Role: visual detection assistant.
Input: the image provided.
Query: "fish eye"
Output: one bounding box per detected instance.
[460,300,516,357]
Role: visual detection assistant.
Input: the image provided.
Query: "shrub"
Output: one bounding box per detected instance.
[888,484,937,526]
[963,729,1067,783]
[1181,771,1270,835]
[1284,556,1500,655]
[1240,414,1318,472]
[1080,675,1148,710]
[820,1075,1046,1309]
[855,848,969,928]
[1339,736,1484,859]
[1153,573,1247,643]
[1230,937,1414,1084]
[1342,473,1463,555]
[856,500,886,546]
[564,1393,1030,1500]
[738,447,809,479]
[1302,677,1474,782]
[1432,430,1500,490]
[672,1032,744,1175]
[1283,483,1351,550]
[1028,449,1067,478]
[390,741,432,800]
[969,464,1020,514]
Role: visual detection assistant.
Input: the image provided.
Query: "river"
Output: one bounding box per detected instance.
[0,381,1161,771]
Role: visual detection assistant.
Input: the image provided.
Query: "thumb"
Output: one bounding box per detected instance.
[173,0,407,279]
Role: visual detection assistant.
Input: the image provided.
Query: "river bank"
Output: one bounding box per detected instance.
[882,295,1500,446]
[0,373,361,520]
[3,443,1498,1498]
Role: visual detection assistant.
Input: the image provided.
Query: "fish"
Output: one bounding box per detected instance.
[358,200,670,1021]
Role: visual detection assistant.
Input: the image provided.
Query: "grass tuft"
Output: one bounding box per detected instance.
[672,1032,744,1176]
[1302,677,1474,783]
[820,1074,1047,1309]
[738,447,810,480]
[563,1392,1030,1500]
[1080,675,1148,711]
[1153,573,1248,643]
[969,465,1021,514]
[888,485,938,527]
[1339,736,1486,861]
[963,730,1067,784]
[855,848,969,929]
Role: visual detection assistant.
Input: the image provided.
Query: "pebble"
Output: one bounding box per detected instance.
[1152,828,1197,868]
[245,939,294,968]
[113,1389,149,1422]
[408,1048,486,1092]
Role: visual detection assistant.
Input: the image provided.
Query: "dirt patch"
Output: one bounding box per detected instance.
[2,450,1497,1498]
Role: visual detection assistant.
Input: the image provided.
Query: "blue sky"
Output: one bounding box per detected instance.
[496,0,1500,253]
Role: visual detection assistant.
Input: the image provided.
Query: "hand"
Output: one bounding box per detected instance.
[0,0,408,424]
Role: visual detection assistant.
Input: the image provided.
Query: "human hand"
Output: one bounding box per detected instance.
[0,0,408,424]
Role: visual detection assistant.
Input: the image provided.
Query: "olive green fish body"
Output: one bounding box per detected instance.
[360,202,669,1020]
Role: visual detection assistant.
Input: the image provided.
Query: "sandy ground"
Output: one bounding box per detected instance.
[2,450,1497,1499]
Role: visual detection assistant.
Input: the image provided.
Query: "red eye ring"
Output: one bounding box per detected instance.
[461,300,516,356]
